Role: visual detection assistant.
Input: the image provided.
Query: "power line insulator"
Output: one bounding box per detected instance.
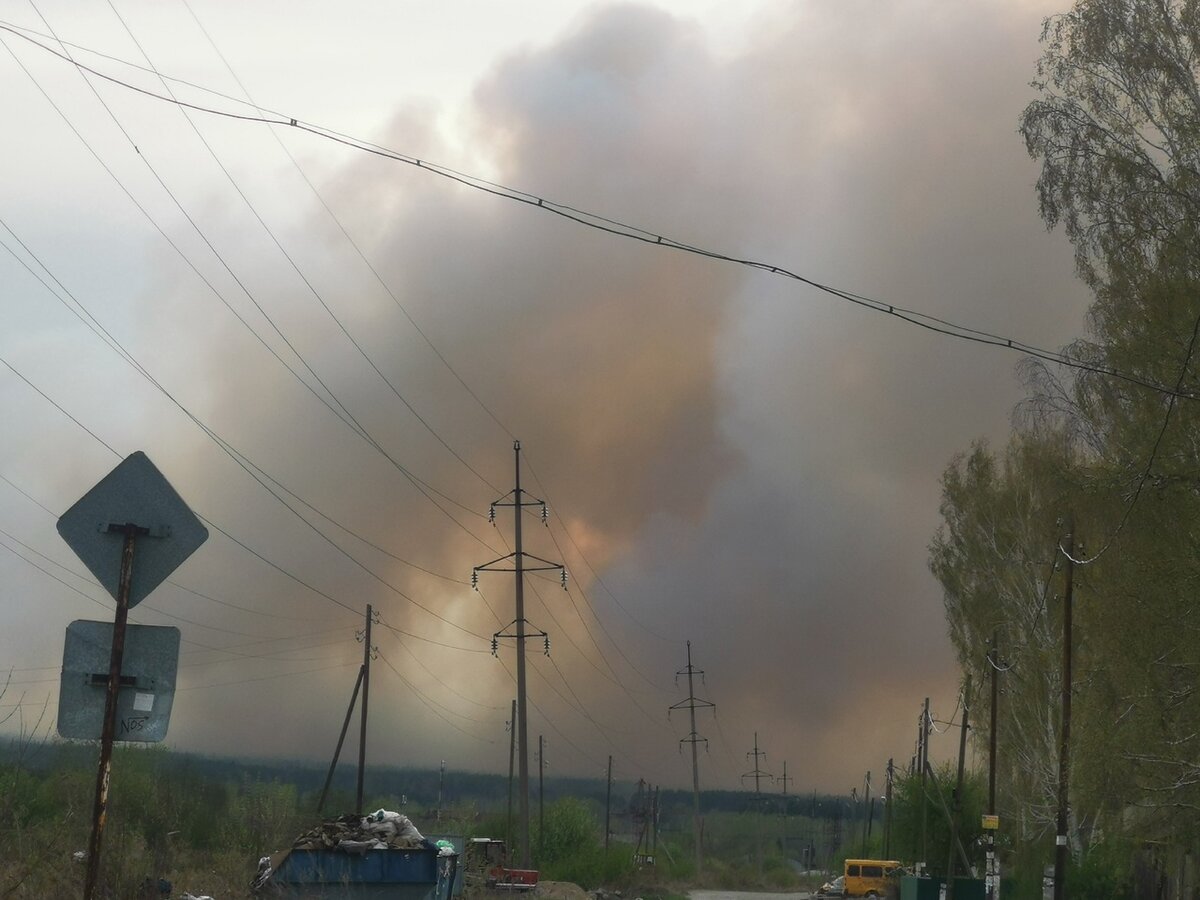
[543,636,551,656]
[471,570,479,591]
[541,503,549,525]
[491,636,498,657]
[560,568,568,590]
[488,504,496,525]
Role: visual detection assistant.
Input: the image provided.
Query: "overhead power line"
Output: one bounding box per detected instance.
[98,0,502,497]
[0,22,1193,404]
[0,27,499,542]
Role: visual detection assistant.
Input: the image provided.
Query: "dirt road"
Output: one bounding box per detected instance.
[689,890,813,900]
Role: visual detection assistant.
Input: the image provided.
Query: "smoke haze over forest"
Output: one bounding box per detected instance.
[0,0,1091,792]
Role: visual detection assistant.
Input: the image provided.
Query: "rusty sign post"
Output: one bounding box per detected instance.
[57,452,208,900]
[82,522,144,900]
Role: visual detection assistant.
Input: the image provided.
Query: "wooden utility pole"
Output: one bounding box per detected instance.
[670,641,714,875]
[919,696,930,875]
[1054,524,1075,900]
[884,758,894,859]
[605,755,613,852]
[811,791,819,870]
[946,676,971,900]
[318,605,376,817]
[861,771,872,857]
[437,759,446,823]
[987,632,1000,900]
[317,664,364,815]
[850,787,858,857]
[356,604,374,815]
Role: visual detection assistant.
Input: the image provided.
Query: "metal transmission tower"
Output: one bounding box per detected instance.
[473,440,566,868]
[779,762,793,862]
[743,731,773,794]
[778,761,793,796]
[743,733,774,878]
[669,640,714,875]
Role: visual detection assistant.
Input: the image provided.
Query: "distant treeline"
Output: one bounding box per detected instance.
[0,736,850,821]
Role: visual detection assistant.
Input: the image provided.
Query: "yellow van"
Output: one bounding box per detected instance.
[843,859,902,898]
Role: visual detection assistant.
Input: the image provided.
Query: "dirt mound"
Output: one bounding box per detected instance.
[536,881,591,900]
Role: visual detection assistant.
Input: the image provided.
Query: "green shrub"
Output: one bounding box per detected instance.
[1069,841,1133,899]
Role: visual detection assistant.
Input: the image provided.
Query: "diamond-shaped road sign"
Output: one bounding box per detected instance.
[56,451,209,608]
[58,620,181,743]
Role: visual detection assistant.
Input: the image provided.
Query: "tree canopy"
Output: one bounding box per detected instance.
[931,0,1200,886]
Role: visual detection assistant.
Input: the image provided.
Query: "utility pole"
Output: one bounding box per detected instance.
[669,640,714,875]
[987,632,1000,900]
[634,779,649,862]
[861,771,872,857]
[743,732,772,794]
[356,604,375,815]
[919,696,930,876]
[744,734,772,801]
[811,791,819,870]
[474,441,565,868]
[743,733,773,876]
[884,758,895,860]
[1054,522,1075,900]
[538,735,545,863]
[779,762,792,860]
[850,786,858,850]
[605,755,613,852]
[438,759,445,823]
[317,663,364,815]
[506,699,516,855]
[319,605,377,817]
[946,676,971,900]
[652,785,660,857]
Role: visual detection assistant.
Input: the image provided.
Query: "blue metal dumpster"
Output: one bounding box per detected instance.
[260,846,458,900]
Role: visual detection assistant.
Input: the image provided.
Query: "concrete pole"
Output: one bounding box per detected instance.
[513,442,531,868]
[686,643,703,875]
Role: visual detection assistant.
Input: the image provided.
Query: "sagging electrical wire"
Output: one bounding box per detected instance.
[1,21,1192,405]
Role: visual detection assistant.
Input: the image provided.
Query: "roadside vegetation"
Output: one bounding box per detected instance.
[0,738,825,898]
[926,0,1200,896]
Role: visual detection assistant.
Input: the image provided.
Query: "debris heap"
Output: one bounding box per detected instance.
[289,810,428,853]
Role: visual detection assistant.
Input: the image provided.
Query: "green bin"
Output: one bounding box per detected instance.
[899,876,985,900]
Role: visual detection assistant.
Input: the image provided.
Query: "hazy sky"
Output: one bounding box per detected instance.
[0,0,1092,798]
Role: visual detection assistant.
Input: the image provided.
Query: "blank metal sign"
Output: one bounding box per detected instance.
[58,620,181,743]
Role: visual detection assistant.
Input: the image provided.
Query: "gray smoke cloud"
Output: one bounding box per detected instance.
[0,0,1091,793]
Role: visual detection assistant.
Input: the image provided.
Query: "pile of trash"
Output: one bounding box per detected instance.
[290,810,429,853]
[251,810,448,892]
